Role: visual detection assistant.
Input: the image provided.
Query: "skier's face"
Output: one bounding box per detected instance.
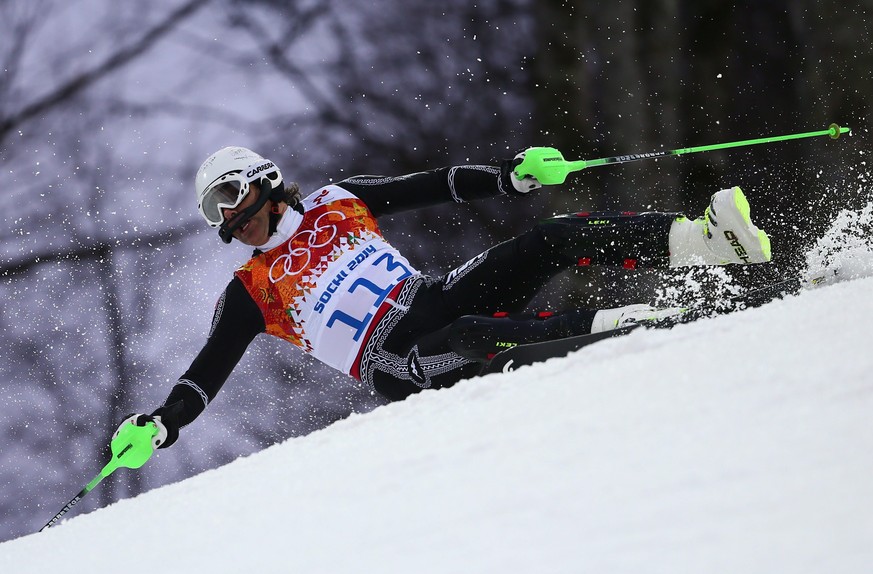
[222,182,271,246]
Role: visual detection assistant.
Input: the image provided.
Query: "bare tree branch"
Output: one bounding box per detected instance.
[0,221,203,279]
[0,0,212,145]
[0,2,46,103]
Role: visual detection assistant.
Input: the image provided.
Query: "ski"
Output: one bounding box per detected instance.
[482,326,639,374]
[481,276,804,375]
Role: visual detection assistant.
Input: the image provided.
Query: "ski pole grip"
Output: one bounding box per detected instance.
[111,421,160,470]
[513,147,587,185]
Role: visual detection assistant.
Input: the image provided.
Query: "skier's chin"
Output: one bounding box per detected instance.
[234,219,263,246]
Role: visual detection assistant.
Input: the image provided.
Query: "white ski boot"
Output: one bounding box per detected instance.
[591,304,686,334]
[669,186,771,266]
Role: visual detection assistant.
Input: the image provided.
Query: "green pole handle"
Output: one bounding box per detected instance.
[108,420,160,470]
[40,421,160,531]
[515,123,851,185]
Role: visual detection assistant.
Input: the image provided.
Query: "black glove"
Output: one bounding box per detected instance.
[150,401,184,449]
[500,149,543,194]
[116,399,183,450]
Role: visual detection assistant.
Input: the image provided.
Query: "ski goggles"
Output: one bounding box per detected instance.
[198,160,277,227]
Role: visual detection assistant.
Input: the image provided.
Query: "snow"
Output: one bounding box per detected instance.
[2,271,872,573]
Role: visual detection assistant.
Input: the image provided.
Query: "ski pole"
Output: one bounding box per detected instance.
[515,123,852,185]
[39,419,160,532]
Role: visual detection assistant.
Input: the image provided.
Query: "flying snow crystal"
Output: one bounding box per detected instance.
[717,73,723,78]
[804,203,873,284]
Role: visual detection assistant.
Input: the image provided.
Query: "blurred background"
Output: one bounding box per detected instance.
[1,0,869,541]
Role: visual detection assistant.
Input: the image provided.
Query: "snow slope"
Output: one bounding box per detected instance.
[2,271,872,573]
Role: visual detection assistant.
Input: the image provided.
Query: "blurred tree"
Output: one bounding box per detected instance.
[1,0,869,545]
[532,0,869,295]
[201,0,541,272]
[0,0,538,541]
[0,0,216,537]
[532,0,684,211]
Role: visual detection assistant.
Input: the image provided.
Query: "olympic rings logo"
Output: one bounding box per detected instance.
[269,210,346,283]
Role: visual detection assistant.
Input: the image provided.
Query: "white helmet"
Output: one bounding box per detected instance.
[194,146,284,228]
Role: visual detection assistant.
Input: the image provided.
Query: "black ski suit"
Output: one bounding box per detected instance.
[153,163,678,440]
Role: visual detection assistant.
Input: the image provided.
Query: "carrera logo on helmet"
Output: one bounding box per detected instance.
[246,162,274,178]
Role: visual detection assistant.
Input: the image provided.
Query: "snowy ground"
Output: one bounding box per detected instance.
[4,206,873,573]
[2,272,871,573]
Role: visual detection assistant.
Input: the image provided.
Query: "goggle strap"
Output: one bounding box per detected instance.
[218,177,274,244]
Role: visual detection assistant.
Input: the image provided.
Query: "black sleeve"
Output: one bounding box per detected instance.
[154,276,265,431]
[338,163,516,217]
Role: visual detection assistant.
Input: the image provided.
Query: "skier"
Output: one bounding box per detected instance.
[118,146,771,448]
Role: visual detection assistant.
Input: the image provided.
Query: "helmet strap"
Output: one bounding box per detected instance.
[268,205,282,237]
